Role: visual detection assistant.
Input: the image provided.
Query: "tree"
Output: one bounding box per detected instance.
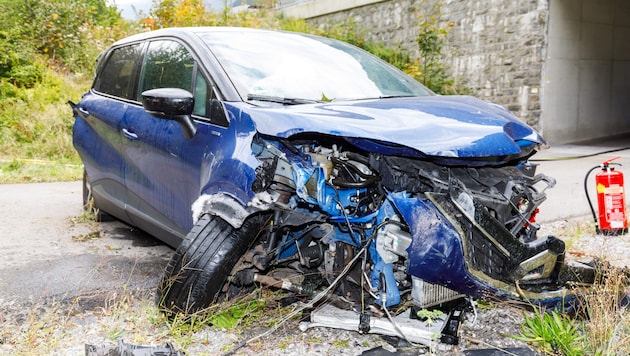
[0,0,123,72]
[147,0,214,29]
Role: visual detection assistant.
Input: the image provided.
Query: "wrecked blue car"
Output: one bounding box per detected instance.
[71,27,597,344]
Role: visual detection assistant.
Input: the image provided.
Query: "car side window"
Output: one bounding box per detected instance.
[193,71,209,117]
[95,44,142,100]
[138,40,194,99]
[137,39,220,123]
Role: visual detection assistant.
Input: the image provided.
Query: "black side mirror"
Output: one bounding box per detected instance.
[142,88,197,139]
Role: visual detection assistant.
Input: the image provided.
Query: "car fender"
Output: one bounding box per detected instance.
[191,159,274,228]
[191,103,274,228]
[191,192,253,229]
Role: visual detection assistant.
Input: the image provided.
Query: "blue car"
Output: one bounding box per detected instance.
[71,27,597,340]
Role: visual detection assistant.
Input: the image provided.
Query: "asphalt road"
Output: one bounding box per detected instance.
[0,181,173,312]
[534,136,630,223]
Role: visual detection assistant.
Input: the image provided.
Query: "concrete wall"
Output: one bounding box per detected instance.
[283,0,421,55]
[438,0,548,131]
[542,0,630,144]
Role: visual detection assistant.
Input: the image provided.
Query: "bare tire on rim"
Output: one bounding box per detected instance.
[157,213,268,314]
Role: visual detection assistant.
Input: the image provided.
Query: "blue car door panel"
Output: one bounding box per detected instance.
[73,93,130,222]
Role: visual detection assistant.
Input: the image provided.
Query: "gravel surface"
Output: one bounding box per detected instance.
[1,296,532,355]
[1,182,629,355]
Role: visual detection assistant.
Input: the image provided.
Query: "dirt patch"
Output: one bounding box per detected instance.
[0,181,172,321]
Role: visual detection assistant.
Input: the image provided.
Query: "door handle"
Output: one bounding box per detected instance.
[69,101,90,119]
[122,128,138,140]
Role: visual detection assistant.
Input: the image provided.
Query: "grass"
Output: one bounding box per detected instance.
[580,267,630,355]
[514,307,584,355]
[514,264,630,355]
[0,68,88,183]
[0,158,83,183]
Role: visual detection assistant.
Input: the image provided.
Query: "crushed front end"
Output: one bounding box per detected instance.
[191,96,604,345]
[370,154,598,310]
[237,133,599,310]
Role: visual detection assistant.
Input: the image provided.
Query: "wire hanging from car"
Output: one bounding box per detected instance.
[223,223,377,356]
[530,146,630,162]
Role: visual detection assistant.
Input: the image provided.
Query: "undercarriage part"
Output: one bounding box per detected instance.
[254,273,316,295]
[224,229,372,355]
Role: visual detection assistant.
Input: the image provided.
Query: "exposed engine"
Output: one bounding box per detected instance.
[228,134,583,315]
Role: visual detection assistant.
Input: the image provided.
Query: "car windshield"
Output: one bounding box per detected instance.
[199,30,433,103]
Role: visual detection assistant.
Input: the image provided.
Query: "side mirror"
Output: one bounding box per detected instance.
[142,88,197,139]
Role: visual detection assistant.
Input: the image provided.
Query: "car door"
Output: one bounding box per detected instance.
[121,39,228,247]
[72,43,143,223]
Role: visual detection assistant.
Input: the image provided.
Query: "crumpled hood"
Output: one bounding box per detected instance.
[237,95,545,162]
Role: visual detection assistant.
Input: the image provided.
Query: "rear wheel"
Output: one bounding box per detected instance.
[157,213,269,314]
[82,169,112,222]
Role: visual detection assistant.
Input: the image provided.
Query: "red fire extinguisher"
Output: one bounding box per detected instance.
[585,157,628,235]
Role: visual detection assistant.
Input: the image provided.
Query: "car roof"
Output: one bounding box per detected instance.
[107,27,279,102]
[111,26,279,46]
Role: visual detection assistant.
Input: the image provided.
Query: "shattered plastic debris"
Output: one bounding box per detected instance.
[85,339,184,356]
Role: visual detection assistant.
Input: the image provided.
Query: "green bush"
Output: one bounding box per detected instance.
[0,80,17,98]
[0,0,137,182]
[0,0,124,74]
[0,31,43,88]
[9,64,43,89]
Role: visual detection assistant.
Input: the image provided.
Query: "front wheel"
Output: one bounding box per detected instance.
[157,213,269,314]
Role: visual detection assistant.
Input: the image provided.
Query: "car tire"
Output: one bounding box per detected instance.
[82,169,113,222]
[157,213,269,314]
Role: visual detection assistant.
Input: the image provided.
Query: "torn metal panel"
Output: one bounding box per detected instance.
[191,192,262,228]
[85,339,184,356]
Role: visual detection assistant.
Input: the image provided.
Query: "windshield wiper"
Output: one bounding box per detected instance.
[246,94,322,105]
[378,94,417,99]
